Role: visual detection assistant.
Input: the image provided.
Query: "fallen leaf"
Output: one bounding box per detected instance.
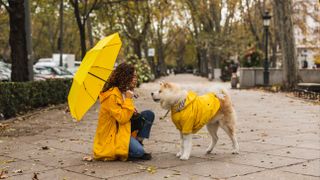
[1,159,15,165]
[260,133,268,137]
[82,156,93,162]
[12,169,23,173]
[146,166,157,174]
[32,173,39,180]
[0,170,8,179]
[138,165,146,170]
[41,146,49,150]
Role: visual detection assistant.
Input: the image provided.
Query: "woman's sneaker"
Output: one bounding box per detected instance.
[127,153,152,161]
[140,153,152,160]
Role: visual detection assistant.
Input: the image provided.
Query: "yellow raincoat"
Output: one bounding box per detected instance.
[171,91,220,134]
[93,87,134,161]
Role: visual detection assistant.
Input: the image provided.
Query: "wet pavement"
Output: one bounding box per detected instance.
[0,74,319,179]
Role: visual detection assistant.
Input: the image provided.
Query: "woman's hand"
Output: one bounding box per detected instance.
[125,90,134,99]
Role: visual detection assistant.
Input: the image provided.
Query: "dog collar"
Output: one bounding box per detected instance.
[173,99,186,112]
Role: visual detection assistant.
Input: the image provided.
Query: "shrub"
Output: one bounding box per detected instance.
[0,79,72,119]
[125,54,153,85]
[240,49,264,67]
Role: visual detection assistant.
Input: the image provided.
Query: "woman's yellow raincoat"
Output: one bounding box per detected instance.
[93,87,134,161]
[171,91,220,134]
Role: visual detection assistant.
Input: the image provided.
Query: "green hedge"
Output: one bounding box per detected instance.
[0,79,72,119]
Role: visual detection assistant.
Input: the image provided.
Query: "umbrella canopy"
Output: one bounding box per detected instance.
[68,33,122,121]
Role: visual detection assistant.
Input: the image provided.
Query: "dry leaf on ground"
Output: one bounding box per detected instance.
[82,156,93,162]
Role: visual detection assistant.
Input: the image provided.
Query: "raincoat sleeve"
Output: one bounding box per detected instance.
[108,95,135,125]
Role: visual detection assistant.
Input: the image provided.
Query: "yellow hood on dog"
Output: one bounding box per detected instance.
[171,91,220,134]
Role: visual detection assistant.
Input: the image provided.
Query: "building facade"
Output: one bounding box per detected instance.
[293,0,320,69]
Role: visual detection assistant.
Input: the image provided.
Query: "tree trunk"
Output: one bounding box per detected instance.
[8,0,30,82]
[72,0,87,59]
[133,39,142,59]
[157,41,166,75]
[274,0,298,89]
[78,24,86,59]
[87,16,94,48]
[200,48,208,77]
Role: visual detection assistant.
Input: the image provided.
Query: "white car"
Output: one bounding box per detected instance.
[34,66,74,80]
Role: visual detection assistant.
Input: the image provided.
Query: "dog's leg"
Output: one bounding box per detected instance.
[220,123,239,154]
[176,132,184,157]
[180,134,192,160]
[206,122,219,154]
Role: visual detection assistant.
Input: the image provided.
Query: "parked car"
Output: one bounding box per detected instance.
[67,61,81,75]
[0,72,9,82]
[0,61,11,81]
[34,66,74,80]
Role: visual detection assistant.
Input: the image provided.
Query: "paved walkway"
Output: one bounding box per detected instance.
[0,74,319,179]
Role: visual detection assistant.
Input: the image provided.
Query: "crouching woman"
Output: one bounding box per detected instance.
[93,62,154,161]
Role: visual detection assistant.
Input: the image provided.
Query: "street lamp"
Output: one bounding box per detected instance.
[263,11,271,86]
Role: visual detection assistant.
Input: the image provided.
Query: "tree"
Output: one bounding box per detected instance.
[69,0,100,59]
[0,0,31,81]
[120,1,150,59]
[0,4,9,61]
[274,0,298,89]
[184,0,240,78]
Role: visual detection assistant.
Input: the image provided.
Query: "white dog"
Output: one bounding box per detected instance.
[151,82,239,160]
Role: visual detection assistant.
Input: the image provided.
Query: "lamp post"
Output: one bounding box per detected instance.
[59,0,64,67]
[263,11,271,86]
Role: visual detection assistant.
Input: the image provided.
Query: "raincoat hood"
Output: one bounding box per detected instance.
[171,91,220,134]
[99,87,122,103]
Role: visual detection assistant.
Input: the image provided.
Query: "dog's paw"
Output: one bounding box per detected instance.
[206,147,213,154]
[232,150,240,154]
[176,152,182,157]
[179,155,189,160]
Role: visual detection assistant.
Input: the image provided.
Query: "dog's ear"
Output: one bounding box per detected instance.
[159,81,166,86]
[163,82,171,88]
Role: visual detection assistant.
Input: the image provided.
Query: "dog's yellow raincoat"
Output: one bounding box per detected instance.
[93,87,134,161]
[171,91,220,134]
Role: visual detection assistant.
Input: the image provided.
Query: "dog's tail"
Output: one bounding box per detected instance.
[212,87,232,108]
[212,87,229,100]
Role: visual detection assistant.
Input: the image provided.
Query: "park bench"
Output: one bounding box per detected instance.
[294,83,320,101]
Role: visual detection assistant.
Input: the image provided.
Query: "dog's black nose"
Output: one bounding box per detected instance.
[151,92,154,96]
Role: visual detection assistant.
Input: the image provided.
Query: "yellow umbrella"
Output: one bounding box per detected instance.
[68,32,122,121]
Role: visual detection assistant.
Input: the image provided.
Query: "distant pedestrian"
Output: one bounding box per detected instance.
[302,59,308,69]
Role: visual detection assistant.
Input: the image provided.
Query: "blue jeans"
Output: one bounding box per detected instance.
[129,110,155,158]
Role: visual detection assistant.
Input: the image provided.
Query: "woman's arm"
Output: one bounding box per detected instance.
[107,95,134,124]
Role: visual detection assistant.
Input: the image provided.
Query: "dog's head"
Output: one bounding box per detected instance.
[151,81,187,110]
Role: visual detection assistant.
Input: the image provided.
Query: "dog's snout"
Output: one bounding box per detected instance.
[151,92,154,96]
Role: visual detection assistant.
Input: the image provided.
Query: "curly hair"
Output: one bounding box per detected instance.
[102,62,135,93]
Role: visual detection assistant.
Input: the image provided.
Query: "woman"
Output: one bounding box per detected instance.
[93,62,154,161]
